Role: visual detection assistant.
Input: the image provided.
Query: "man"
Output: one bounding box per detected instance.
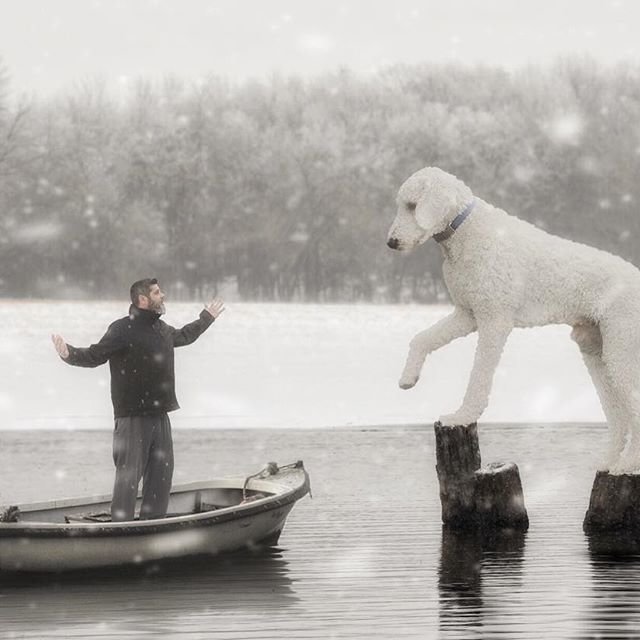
[51,278,225,522]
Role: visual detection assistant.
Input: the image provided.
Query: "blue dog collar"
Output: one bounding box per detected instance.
[432,198,476,243]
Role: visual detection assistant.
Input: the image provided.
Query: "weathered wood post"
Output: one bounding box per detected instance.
[584,471,640,533]
[435,421,481,528]
[434,421,529,530]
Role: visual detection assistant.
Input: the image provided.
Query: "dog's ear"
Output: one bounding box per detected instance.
[414,170,472,235]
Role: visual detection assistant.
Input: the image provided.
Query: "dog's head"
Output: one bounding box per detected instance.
[386,167,473,251]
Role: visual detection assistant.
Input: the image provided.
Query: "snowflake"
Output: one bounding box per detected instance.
[546,112,585,145]
[578,156,599,174]
[289,230,309,244]
[513,165,535,183]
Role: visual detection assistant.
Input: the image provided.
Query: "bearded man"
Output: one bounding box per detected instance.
[52,278,225,522]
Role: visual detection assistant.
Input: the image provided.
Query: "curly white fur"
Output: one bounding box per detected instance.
[387,167,640,474]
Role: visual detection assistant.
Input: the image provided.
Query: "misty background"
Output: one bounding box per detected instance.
[1,1,640,302]
[2,57,639,302]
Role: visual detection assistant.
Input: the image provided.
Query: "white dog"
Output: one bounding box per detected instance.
[387,166,640,474]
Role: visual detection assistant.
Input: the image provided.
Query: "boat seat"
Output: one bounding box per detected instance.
[63,493,230,524]
[64,507,223,523]
[196,502,221,513]
[65,511,112,523]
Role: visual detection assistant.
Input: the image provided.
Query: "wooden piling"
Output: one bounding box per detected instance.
[584,471,640,533]
[434,421,529,531]
[435,421,481,528]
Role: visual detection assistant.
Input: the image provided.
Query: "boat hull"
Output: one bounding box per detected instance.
[0,462,309,572]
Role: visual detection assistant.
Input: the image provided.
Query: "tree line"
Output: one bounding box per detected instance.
[1,57,640,302]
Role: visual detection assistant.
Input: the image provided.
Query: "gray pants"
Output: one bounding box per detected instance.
[111,414,174,522]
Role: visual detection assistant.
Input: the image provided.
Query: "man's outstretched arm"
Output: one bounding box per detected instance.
[171,298,225,348]
[51,324,124,367]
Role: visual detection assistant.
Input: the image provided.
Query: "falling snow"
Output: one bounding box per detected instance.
[546,112,585,145]
[12,222,62,243]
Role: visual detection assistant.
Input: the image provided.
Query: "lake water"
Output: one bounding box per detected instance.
[0,301,636,636]
[1,424,639,639]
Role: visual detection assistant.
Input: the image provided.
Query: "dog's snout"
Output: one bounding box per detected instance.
[387,237,400,250]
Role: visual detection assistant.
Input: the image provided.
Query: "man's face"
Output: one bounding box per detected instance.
[142,283,166,315]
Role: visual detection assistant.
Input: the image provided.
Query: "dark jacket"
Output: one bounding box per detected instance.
[65,305,214,417]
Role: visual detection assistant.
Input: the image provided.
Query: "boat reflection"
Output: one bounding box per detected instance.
[438,526,526,635]
[0,546,298,635]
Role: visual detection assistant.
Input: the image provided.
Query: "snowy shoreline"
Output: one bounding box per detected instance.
[1,301,604,430]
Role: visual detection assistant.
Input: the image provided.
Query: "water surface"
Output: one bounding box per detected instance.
[0,424,639,639]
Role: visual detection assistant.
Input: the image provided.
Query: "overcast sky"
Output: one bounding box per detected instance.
[1,0,639,98]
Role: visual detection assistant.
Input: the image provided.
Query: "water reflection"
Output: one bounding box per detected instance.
[438,526,526,636]
[586,533,640,638]
[586,529,640,557]
[0,547,297,636]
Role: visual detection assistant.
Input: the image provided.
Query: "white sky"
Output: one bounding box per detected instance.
[1,0,639,98]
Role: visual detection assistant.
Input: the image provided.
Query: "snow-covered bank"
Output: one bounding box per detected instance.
[0,301,603,429]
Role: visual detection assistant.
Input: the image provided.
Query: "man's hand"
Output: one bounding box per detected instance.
[51,334,69,359]
[204,298,225,320]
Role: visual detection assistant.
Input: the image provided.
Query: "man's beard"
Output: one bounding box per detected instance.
[150,300,166,315]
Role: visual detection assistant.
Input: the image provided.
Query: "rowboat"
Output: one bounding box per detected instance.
[0,461,310,573]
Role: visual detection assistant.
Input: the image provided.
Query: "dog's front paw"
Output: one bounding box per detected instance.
[399,374,419,390]
[599,450,624,473]
[608,457,640,475]
[438,411,478,427]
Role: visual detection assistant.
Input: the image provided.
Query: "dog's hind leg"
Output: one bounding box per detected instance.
[399,308,476,389]
[602,377,639,474]
[571,323,627,470]
[597,311,640,474]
